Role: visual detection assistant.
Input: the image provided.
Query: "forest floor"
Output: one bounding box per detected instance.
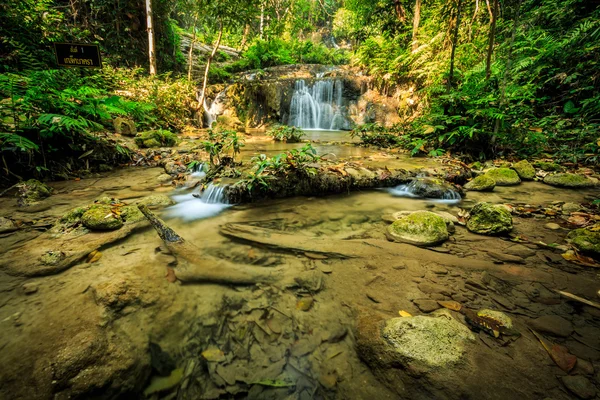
[0,130,599,400]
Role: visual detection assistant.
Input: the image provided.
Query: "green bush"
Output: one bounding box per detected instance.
[134,130,178,148]
[350,123,403,148]
[267,125,305,143]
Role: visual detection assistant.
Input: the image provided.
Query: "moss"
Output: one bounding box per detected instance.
[470,161,484,171]
[466,202,513,235]
[60,207,86,225]
[484,168,521,186]
[113,117,137,137]
[534,161,564,172]
[17,179,53,206]
[477,309,513,329]
[512,160,535,180]
[566,228,600,257]
[121,205,145,224]
[386,211,449,246]
[464,175,495,191]
[135,130,178,148]
[137,194,175,208]
[40,250,65,266]
[81,205,123,230]
[543,173,597,188]
[95,197,121,205]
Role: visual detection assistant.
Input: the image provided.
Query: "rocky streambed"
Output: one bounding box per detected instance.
[1,133,600,399]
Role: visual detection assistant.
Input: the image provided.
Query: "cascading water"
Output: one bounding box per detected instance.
[166,182,230,221]
[288,79,345,130]
[199,89,228,128]
[388,179,462,205]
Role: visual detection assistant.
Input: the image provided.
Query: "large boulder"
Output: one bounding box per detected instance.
[464,175,495,191]
[543,173,598,188]
[386,211,449,246]
[17,179,53,207]
[567,228,600,257]
[483,168,521,186]
[81,205,124,231]
[512,160,535,180]
[466,202,513,235]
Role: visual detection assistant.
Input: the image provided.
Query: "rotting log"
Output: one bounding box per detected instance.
[138,205,281,284]
[224,166,416,204]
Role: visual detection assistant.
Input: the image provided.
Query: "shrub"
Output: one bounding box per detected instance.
[135,130,178,148]
[267,125,305,143]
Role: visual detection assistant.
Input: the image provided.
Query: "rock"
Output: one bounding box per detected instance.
[418,282,453,296]
[137,195,175,208]
[505,244,536,258]
[543,173,598,188]
[81,205,123,230]
[544,222,561,230]
[382,310,476,368]
[483,168,521,186]
[562,202,581,213]
[464,175,496,191]
[466,203,513,235]
[534,161,564,172]
[113,117,137,136]
[401,177,462,199]
[574,358,595,376]
[135,130,178,148]
[22,282,38,294]
[560,375,597,399]
[486,250,525,264]
[528,315,573,337]
[477,309,513,328]
[121,205,145,224]
[567,228,600,257]
[16,179,53,207]
[0,217,18,233]
[386,211,449,246]
[512,160,535,180]
[92,278,153,312]
[157,174,173,183]
[413,299,441,313]
[164,161,186,175]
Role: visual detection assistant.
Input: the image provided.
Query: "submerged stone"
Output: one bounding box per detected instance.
[137,194,175,208]
[483,168,521,186]
[543,173,597,188]
[82,205,124,230]
[0,217,18,233]
[386,211,449,246]
[567,228,600,257]
[17,179,53,207]
[399,177,462,199]
[464,175,495,191]
[466,202,513,235]
[382,310,476,368]
[512,160,535,180]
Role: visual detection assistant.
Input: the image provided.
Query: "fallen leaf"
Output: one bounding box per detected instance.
[437,300,462,311]
[201,348,225,362]
[296,297,314,311]
[86,250,102,263]
[567,215,588,226]
[530,329,576,372]
[561,250,599,268]
[398,310,412,317]
[166,267,177,283]
[251,379,295,387]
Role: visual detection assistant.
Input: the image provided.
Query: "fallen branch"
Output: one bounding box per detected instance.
[555,290,600,310]
[137,205,280,285]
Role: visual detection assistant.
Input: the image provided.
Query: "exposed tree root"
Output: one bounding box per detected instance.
[138,205,281,284]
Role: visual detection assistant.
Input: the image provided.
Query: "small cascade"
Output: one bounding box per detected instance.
[199,89,227,128]
[288,79,344,130]
[388,179,462,204]
[190,162,207,179]
[166,183,230,221]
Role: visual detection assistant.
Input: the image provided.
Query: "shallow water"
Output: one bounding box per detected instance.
[1,162,600,399]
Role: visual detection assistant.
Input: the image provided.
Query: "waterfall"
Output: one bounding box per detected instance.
[388,180,462,205]
[166,183,230,221]
[288,79,344,130]
[199,89,227,128]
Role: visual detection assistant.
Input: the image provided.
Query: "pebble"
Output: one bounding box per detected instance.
[528,315,573,337]
[505,244,537,258]
[430,265,448,275]
[574,358,595,376]
[544,222,561,230]
[562,203,581,213]
[413,299,440,313]
[22,283,38,295]
[560,375,597,399]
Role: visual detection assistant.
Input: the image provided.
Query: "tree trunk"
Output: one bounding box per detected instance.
[145,0,156,75]
[411,0,422,52]
[187,13,198,81]
[448,0,463,89]
[485,0,498,80]
[485,0,493,18]
[394,0,407,22]
[260,2,264,39]
[198,20,224,126]
[469,0,479,40]
[240,24,250,49]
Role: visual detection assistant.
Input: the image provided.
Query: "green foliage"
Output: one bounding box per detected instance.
[134,130,178,148]
[350,123,403,148]
[203,129,245,166]
[267,125,305,143]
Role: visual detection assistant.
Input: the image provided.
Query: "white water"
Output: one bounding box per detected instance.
[288,79,345,130]
[388,182,462,205]
[200,89,228,128]
[166,183,230,221]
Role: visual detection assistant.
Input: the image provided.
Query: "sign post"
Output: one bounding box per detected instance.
[54,43,102,68]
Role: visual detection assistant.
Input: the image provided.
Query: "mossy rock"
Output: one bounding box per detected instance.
[534,161,564,172]
[40,250,65,266]
[113,117,137,137]
[543,173,598,188]
[466,202,513,235]
[404,178,462,199]
[60,207,87,225]
[483,168,521,186]
[386,211,449,246]
[512,160,535,180]
[17,179,53,207]
[566,228,600,257]
[121,205,145,224]
[470,161,484,171]
[81,205,123,230]
[464,175,495,191]
[135,130,178,148]
[137,194,175,208]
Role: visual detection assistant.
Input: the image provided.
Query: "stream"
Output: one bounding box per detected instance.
[0,131,599,400]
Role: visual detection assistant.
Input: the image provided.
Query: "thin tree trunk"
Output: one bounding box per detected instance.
[468,0,479,40]
[485,0,493,18]
[260,2,264,39]
[448,0,463,89]
[412,0,422,52]
[145,0,156,75]
[240,24,250,49]
[394,0,407,22]
[187,13,198,81]
[493,0,522,137]
[485,0,498,79]
[198,20,223,126]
